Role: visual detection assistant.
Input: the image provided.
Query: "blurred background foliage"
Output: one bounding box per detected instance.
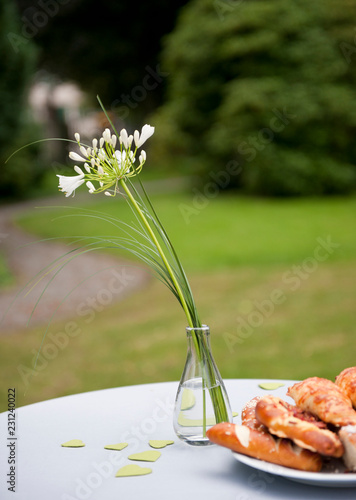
[2,0,356,198]
[14,0,190,117]
[0,0,44,199]
[152,0,356,196]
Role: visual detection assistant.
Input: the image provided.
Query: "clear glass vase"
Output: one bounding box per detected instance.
[173,325,232,446]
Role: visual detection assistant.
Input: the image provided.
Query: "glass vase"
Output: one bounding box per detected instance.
[173,325,232,446]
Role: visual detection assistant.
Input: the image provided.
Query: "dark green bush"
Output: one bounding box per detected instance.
[152,0,356,196]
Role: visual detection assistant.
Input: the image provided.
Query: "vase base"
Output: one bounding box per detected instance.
[177,435,214,446]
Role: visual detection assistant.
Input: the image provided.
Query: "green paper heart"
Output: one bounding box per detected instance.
[128,450,161,462]
[149,440,174,449]
[61,439,85,448]
[258,382,285,390]
[181,389,195,410]
[177,413,217,427]
[104,442,128,451]
[115,464,152,477]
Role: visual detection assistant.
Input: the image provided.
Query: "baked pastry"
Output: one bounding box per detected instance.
[287,377,356,427]
[241,396,265,430]
[206,398,322,472]
[335,366,356,408]
[339,425,356,471]
[255,395,344,457]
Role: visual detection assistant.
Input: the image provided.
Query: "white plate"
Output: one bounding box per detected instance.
[232,452,356,487]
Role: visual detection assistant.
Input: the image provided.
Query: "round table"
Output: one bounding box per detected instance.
[0,379,355,499]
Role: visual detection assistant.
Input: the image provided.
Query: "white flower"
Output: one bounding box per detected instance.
[63,123,152,196]
[57,173,85,197]
[69,151,86,162]
[134,124,154,148]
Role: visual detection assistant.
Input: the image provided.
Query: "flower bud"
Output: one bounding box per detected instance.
[119,129,129,148]
[103,128,111,142]
[69,152,86,162]
[86,181,95,193]
[74,165,84,175]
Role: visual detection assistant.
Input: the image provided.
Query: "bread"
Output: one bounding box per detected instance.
[206,422,322,472]
[338,425,356,471]
[287,377,356,427]
[207,371,356,474]
[335,367,356,408]
[207,397,322,472]
[255,395,344,457]
[241,396,265,430]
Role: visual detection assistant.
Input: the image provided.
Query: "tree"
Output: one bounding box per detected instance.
[152,0,356,196]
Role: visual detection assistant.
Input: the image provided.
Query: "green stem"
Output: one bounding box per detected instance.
[119,179,194,329]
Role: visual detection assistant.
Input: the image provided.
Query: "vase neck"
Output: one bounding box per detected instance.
[186,325,211,356]
[186,325,210,340]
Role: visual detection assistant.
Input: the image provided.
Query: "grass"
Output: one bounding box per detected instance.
[1,190,355,412]
[13,192,356,269]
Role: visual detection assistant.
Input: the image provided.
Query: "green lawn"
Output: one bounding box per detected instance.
[1,191,355,412]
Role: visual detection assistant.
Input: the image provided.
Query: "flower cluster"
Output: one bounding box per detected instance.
[57,124,154,197]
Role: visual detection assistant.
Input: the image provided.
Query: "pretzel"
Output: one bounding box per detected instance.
[255,395,344,457]
[287,377,356,427]
[335,367,356,408]
[206,398,322,472]
[241,396,265,430]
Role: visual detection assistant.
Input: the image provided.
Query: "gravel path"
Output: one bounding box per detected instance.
[0,196,150,332]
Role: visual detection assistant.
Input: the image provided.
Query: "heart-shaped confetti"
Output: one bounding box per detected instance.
[115,464,152,477]
[148,440,174,449]
[177,413,217,427]
[258,382,285,390]
[128,450,161,462]
[104,443,128,451]
[181,388,195,410]
[61,439,85,448]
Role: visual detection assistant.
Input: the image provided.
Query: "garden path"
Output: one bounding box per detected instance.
[0,195,150,332]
